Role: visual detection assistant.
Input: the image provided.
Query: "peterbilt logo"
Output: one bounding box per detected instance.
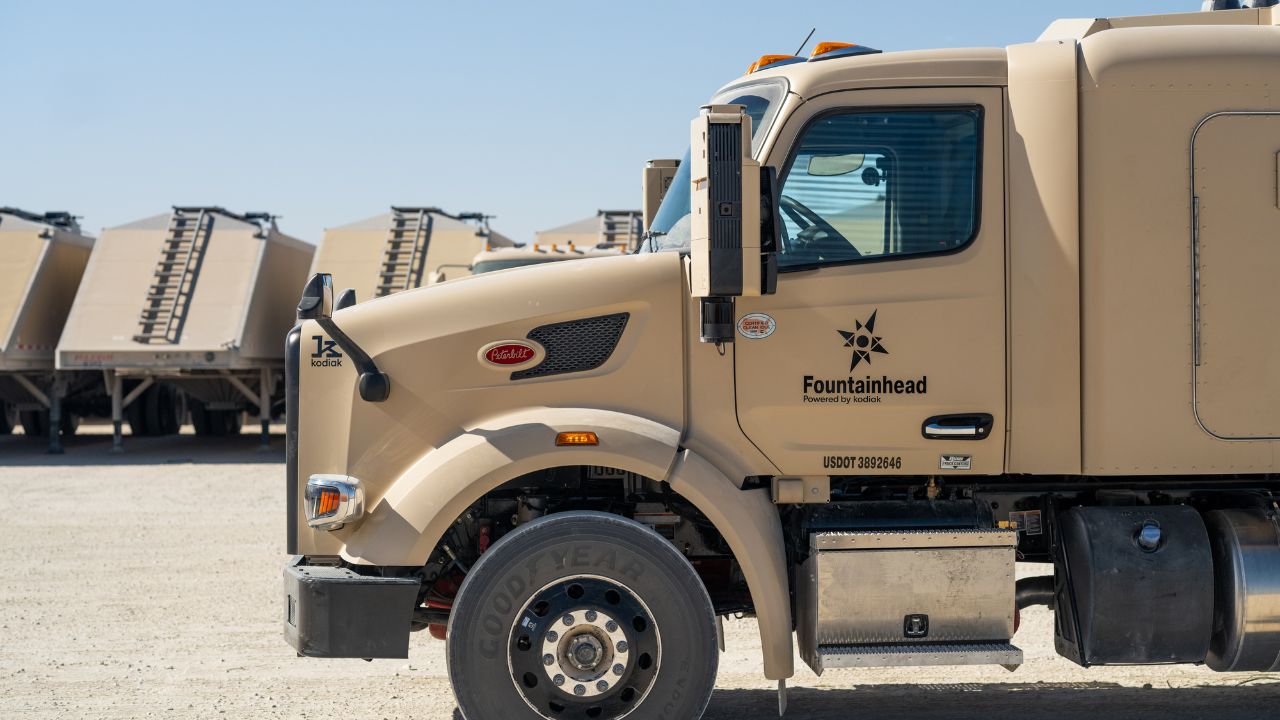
[479,340,542,368]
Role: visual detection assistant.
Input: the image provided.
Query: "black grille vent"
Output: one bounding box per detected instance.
[512,313,630,381]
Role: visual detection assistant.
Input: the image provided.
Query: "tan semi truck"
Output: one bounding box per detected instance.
[0,208,95,450]
[283,6,1280,719]
[470,243,627,275]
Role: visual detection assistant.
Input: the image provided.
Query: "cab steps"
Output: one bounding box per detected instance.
[812,642,1023,672]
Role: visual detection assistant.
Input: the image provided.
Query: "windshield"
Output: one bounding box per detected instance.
[472,257,562,274]
[639,79,787,254]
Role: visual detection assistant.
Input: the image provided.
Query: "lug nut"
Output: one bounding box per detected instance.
[605,621,618,632]
[613,663,625,676]
[553,674,565,686]
[597,680,609,692]
[616,641,628,653]
[574,684,586,696]
[546,630,558,642]
[585,610,598,622]
[562,614,575,626]
[543,653,555,666]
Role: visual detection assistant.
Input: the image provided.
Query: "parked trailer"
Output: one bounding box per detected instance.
[282,5,1280,719]
[57,207,312,450]
[535,210,643,252]
[310,207,514,307]
[0,208,96,451]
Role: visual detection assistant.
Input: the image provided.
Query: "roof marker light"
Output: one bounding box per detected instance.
[807,41,883,63]
[811,41,855,57]
[746,54,804,74]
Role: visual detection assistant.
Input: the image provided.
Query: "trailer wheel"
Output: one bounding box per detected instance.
[0,402,14,435]
[447,511,718,720]
[17,410,79,437]
[127,385,183,437]
[190,401,243,437]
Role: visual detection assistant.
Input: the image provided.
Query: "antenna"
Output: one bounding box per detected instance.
[794,27,816,57]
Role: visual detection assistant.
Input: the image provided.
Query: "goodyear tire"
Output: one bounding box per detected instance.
[447,511,718,720]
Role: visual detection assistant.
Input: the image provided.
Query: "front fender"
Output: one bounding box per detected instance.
[667,449,794,681]
[338,410,795,682]
[340,407,680,566]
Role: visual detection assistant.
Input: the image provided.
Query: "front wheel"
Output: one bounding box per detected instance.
[447,511,719,720]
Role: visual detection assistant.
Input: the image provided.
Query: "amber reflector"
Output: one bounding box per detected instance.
[556,431,599,446]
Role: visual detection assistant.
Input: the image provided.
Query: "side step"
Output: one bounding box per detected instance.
[815,642,1023,672]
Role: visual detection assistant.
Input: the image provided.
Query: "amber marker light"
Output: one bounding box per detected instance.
[556,431,599,447]
[811,41,856,57]
[315,487,341,517]
[746,54,801,74]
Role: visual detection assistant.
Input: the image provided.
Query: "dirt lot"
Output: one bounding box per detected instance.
[1,428,1278,719]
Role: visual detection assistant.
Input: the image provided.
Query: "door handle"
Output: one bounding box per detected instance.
[922,413,994,440]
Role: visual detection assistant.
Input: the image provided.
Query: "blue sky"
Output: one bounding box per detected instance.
[1,0,1173,244]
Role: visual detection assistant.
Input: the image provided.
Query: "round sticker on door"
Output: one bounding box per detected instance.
[737,313,776,339]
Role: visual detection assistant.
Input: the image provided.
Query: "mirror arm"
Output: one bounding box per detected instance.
[315,317,390,403]
[297,273,390,403]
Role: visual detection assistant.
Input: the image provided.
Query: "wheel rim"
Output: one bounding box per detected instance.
[507,575,661,720]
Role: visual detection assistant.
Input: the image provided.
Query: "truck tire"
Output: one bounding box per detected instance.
[447,511,718,720]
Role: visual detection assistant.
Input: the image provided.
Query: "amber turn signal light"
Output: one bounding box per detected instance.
[556,431,599,446]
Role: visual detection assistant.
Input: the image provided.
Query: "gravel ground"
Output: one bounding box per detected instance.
[1,428,1278,719]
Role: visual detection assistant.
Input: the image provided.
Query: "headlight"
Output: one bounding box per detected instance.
[304,474,364,531]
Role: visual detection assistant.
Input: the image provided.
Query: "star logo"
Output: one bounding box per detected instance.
[838,310,889,371]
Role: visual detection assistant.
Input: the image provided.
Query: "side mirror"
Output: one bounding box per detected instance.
[335,288,357,311]
[688,105,777,342]
[642,158,680,232]
[298,273,334,321]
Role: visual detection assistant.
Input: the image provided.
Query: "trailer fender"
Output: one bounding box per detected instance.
[339,407,680,567]
[666,449,794,681]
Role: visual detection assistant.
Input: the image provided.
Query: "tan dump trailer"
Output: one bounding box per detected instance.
[535,210,643,251]
[283,6,1280,719]
[0,208,95,451]
[311,207,513,307]
[57,207,312,450]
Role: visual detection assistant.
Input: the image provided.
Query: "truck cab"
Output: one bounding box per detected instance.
[284,7,1280,720]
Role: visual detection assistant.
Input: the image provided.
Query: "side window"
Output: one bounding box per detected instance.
[777,108,982,269]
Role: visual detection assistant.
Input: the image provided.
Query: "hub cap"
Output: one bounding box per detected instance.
[508,576,661,720]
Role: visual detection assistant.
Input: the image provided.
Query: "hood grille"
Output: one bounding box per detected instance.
[512,313,630,380]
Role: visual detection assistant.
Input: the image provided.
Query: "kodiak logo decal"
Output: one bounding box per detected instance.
[310,335,343,367]
[803,309,927,404]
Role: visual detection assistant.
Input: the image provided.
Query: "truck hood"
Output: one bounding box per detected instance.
[296,251,689,506]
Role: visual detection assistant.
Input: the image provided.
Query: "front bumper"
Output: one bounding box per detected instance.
[283,556,420,658]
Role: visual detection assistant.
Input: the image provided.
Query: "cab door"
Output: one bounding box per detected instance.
[735,87,1005,476]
